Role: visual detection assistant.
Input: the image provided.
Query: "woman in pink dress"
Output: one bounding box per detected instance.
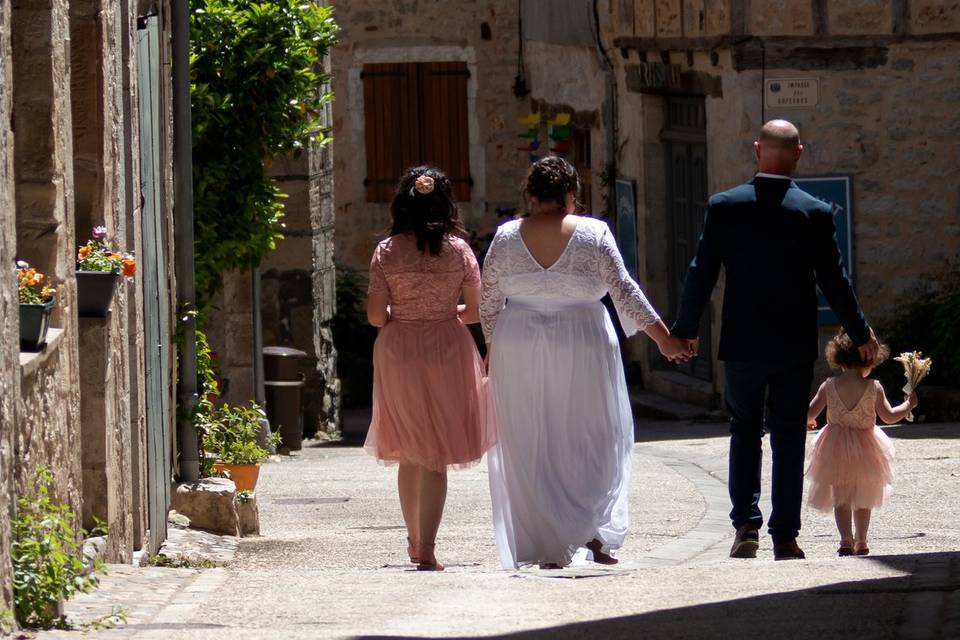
[806,331,918,556]
[365,166,494,571]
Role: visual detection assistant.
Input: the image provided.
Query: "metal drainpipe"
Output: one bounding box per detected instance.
[592,0,618,222]
[172,0,199,481]
[251,266,272,451]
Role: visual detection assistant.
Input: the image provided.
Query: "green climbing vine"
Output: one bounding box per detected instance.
[190,0,338,302]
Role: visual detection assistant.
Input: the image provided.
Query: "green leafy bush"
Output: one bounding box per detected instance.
[198,401,281,465]
[12,467,104,629]
[190,0,338,302]
[879,263,960,387]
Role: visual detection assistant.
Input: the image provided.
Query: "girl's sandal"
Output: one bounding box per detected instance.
[416,542,444,572]
[854,541,870,556]
[407,537,420,564]
[838,539,855,557]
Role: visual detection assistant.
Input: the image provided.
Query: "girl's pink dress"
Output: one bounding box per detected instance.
[807,378,895,511]
[364,233,494,472]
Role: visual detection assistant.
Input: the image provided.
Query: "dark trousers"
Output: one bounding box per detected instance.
[723,360,814,544]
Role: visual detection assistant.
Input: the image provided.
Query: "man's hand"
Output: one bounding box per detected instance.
[682,337,700,359]
[858,327,880,364]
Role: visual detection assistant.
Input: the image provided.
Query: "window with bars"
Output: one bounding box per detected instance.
[361,62,472,202]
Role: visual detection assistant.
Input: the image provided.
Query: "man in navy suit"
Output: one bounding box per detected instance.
[671,120,879,560]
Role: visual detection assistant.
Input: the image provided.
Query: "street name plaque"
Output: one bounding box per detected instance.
[765,77,820,109]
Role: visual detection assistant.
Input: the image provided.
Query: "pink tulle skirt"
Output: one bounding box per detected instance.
[365,318,495,472]
[807,423,895,511]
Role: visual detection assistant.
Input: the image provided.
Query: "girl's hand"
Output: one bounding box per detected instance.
[906,392,918,409]
[806,419,817,431]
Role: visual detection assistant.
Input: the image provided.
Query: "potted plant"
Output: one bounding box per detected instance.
[76,226,136,317]
[17,261,56,351]
[198,401,279,492]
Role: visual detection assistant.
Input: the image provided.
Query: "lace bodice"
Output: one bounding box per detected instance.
[479,217,659,342]
[825,379,879,430]
[368,233,480,322]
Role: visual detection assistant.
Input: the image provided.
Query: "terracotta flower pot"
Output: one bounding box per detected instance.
[76,270,120,317]
[212,463,261,492]
[19,297,56,351]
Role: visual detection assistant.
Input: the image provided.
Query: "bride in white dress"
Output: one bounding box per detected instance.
[480,157,689,569]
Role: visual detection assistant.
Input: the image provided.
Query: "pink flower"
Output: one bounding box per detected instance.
[92,225,107,240]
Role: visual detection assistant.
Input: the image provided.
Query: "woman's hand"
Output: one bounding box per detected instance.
[657,334,694,361]
[806,419,818,431]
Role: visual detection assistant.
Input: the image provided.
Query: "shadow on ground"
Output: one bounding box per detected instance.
[882,421,960,440]
[634,420,728,443]
[352,552,957,640]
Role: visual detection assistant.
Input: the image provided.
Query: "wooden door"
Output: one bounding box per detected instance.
[137,16,172,554]
[664,98,712,382]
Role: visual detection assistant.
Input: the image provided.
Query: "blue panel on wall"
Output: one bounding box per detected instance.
[795,176,853,326]
[615,178,638,280]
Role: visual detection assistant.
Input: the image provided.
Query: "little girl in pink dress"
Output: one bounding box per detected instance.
[365,166,495,571]
[806,332,918,556]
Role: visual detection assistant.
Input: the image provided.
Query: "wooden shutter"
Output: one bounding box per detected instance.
[362,63,420,202]
[418,62,471,202]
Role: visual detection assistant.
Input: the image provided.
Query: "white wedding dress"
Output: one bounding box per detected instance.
[480,216,660,568]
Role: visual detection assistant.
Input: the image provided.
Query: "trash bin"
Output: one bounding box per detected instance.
[262,346,312,452]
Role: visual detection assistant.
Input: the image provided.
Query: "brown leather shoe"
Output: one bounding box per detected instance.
[729,524,760,559]
[773,540,806,560]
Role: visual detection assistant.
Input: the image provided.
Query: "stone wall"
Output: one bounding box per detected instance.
[11,0,85,521]
[0,0,17,617]
[330,0,530,271]
[70,0,136,563]
[206,271,257,409]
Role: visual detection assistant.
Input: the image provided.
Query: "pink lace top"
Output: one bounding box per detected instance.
[825,378,880,431]
[368,233,481,322]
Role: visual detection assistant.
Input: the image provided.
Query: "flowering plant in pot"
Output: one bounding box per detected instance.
[76,226,136,317]
[17,261,56,351]
[197,401,280,492]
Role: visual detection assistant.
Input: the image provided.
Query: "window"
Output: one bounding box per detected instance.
[362,62,471,202]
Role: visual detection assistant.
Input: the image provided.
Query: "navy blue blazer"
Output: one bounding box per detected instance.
[671,175,870,363]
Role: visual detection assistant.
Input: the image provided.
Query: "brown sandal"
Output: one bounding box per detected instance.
[586,539,619,565]
[854,541,870,556]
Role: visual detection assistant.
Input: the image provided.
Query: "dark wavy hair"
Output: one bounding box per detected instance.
[522,156,581,215]
[825,330,890,370]
[390,166,465,255]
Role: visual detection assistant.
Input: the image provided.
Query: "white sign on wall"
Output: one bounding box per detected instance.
[765,77,820,109]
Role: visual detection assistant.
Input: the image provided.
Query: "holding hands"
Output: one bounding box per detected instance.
[643,320,698,362]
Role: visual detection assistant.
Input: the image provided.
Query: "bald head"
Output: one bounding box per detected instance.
[754,119,803,175]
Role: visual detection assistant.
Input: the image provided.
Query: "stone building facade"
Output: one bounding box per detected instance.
[1,0,179,620]
[596,0,960,405]
[329,0,537,271]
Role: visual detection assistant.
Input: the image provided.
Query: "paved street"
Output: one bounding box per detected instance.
[40,418,960,639]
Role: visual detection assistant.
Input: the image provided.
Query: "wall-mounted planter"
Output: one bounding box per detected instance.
[19,297,56,351]
[76,271,120,317]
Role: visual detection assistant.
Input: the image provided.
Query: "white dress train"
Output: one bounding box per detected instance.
[480,216,660,568]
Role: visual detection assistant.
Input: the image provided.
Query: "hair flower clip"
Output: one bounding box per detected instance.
[410,175,435,196]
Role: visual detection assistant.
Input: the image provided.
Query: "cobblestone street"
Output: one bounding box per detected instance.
[39,418,960,639]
